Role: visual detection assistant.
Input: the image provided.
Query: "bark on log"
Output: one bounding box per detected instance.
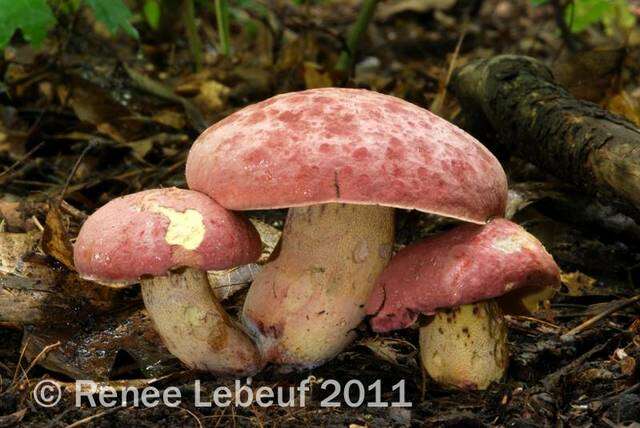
[450,55,640,219]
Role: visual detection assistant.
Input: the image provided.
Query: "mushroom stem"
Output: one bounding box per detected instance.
[242,203,394,370]
[419,300,508,390]
[141,267,262,375]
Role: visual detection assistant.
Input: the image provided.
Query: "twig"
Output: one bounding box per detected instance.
[58,141,95,201]
[542,335,620,389]
[20,341,61,382]
[335,0,380,73]
[215,0,231,56]
[180,406,204,428]
[561,295,640,340]
[0,142,45,182]
[577,383,640,405]
[430,24,467,115]
[507,315,561,331]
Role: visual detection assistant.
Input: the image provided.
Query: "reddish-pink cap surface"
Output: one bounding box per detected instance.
[366,218,560,332]
[186,88,507,223]
[74,188,261,284]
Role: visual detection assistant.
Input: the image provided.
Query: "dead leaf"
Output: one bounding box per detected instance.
[127,139,154,160]
[208,219,280,300]
[605,91,640,126]
[377,0,456,21]
[0,408,27,427]
[209,263,261,301]
[41,204,75,270]
[123,64,207,132]
[0,202,23,231]
[0,275,69,326]
[561,271,597,296]
[0,198,46,231]
[250,218,282,263]
[58,79,130,129]
[619,356,636,376]
[23,309,177,380]
[506,182,563,219]
[0,231,40,274]
[613,348,636,376]
[194,80,231,114]
[303,62,333,89]
[152,110,186,129]
[552,48,626,102]
[359,336,417,367]
[96,123,127,143]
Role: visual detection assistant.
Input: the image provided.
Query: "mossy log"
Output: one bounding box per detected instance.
[451,55,640,219]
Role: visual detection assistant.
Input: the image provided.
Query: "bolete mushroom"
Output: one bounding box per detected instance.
[186,87,508,370]
[366,218,560,390]
[73,188,263,375]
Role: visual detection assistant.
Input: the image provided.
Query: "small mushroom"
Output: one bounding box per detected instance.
[366,218,560,390]
[186,88,508,369]
[73,188,263,375]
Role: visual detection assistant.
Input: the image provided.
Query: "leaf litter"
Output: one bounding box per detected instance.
[0,0,639,426]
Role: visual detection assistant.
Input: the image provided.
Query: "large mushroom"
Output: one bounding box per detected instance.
[366,218,560,390]
[73,188,263,375]
[186,87,508,369]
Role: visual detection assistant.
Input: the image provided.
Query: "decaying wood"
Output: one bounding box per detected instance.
[451,55,640,219]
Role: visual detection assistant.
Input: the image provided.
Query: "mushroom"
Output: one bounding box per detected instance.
[186,87,508,370]
[366,218,560,390]
[73,188,263,375]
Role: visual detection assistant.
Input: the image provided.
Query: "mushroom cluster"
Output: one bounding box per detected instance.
[73,87,560,389]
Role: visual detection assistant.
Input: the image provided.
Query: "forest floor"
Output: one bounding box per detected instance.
[1,0,640,426]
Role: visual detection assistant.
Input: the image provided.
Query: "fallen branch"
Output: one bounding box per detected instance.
[450,55,640,219]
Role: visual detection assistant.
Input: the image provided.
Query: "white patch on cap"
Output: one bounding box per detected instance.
[151,206,206,250]
[491,233,537,254]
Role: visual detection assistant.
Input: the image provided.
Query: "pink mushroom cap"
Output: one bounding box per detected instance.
[186,88,508,223]
[366,218,561,332]
[74,188,261,284]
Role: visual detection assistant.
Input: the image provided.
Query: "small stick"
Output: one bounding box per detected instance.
[59,141,94,201]
[0,142,45,181]
[561,294,640,340]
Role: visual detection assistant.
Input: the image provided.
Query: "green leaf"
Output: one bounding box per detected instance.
[564,0,635,34]
[601,0,636,34]
[530,0,550,6]
[143,0,161,30]
[0,0,56,49]
[235,0,270,17]
[565,0,611,33]
[84,0,139,39]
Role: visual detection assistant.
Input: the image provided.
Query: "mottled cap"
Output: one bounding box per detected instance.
[74,188,261,284]
[366,218,560,332]
[186,88,507,223]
